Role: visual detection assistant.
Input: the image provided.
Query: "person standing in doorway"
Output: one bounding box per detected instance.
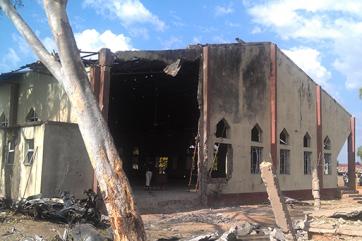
[145,158,154,190]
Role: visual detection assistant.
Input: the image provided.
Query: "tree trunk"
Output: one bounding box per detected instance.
[0,0,146,240]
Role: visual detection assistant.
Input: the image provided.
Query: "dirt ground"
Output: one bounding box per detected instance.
[1,196,361,241]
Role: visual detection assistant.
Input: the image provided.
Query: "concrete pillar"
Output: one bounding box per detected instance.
[260,161,296,240]
[348,117,356,190]
[98,48,112,121]
[200,46,210,206]
[315,85,323,188]
[269,43,278,168]
[92,48,113,192]
[8,83,19,127]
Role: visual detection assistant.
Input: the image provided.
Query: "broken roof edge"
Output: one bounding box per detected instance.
[0,61,51,85]
[113,41,273,63]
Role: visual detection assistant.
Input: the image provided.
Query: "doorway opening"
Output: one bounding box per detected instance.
[108,58,201,190]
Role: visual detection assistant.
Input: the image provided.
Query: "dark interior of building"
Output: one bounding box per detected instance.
[108,58,200,189]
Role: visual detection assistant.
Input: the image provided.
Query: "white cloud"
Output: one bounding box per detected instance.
[40,29,132,58]
[251,26,262,34]
[161,36,183,50]
[212,35,228,44]
[83,0,165,31]
[42,37,57,52]
[215,4,234,16]
[282,47,331,88]
[244,0,362,89]
[0,48,21,71]
[192,36,202,44]
[74,29,133,52]
[0,34,29,72]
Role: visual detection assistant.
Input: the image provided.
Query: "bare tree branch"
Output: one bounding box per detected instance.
[0,0,62,79]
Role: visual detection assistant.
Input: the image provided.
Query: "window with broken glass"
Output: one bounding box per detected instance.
[6,140,15,164]
[279,129,289,145]
[303,133,311,148]
[251,146,262,174]
[324,136,331,150]
[324,153,332,175]
[280,149,290,174]
[304,151,312,175]
[211,143,231,178]
[24,139,35,165]
[0,112,8,127]
[25,108,39,122]
[251,124,262,143]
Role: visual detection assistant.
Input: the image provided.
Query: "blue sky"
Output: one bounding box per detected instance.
[1,0,361,162]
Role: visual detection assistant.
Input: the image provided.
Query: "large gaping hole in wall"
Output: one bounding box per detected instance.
[108,58,200,189]
[211,143,232,178]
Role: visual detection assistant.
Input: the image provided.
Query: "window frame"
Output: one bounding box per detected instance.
[0,112,8,127]
[280,149,290,175]
[279,129,289,145]
[303,151,312,175]
[24,138,35,165]
[215,118,230,138]
[250,146,263,174]
[324,153,332,175]
[303,133,311,148]
[210,142,233,180]
[25,108,40,123]
[251,124,262,143]
[6,140,15,165]
[324,136,331,150]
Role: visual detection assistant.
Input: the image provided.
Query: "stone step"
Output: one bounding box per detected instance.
[340,189,359,195]
[348,194,362,198]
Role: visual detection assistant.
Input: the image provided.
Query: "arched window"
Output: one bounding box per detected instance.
[251,124,262,142]
[324,136,331,150]
[26,108,39,122]
[303,132,311,148]
[0,112,8,127]
[215,118,230,138]
[279,128,289,145]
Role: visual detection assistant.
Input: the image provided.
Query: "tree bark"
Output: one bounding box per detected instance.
[0,0,146,240]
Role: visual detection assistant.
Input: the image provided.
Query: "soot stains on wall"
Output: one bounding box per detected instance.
[242,46,268,118]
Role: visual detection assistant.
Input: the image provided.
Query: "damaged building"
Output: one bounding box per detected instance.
[0,42,356,207]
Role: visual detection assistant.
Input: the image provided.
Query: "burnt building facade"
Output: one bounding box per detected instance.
[0,42,355,205]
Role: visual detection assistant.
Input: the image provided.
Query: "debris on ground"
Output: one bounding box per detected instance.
[305,206,362,240]
[14,190,102,225]
[2,197,362,240]
[284,197,311,207]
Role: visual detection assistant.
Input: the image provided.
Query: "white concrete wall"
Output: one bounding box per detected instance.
[41,122,93,198]
[16,71,77,124]
[0,125,44,200]
[205,44,351,195]
[321,90,351,189]
[18,125,45,198]
[276,49,318,191]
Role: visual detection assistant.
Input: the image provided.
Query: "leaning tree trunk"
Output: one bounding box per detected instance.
[0,0,146,240]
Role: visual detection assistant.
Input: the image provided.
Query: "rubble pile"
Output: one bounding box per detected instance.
[168,219,309,241]
[159,212,233,225]
[306,206,362,240]
[14,190,101,225]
